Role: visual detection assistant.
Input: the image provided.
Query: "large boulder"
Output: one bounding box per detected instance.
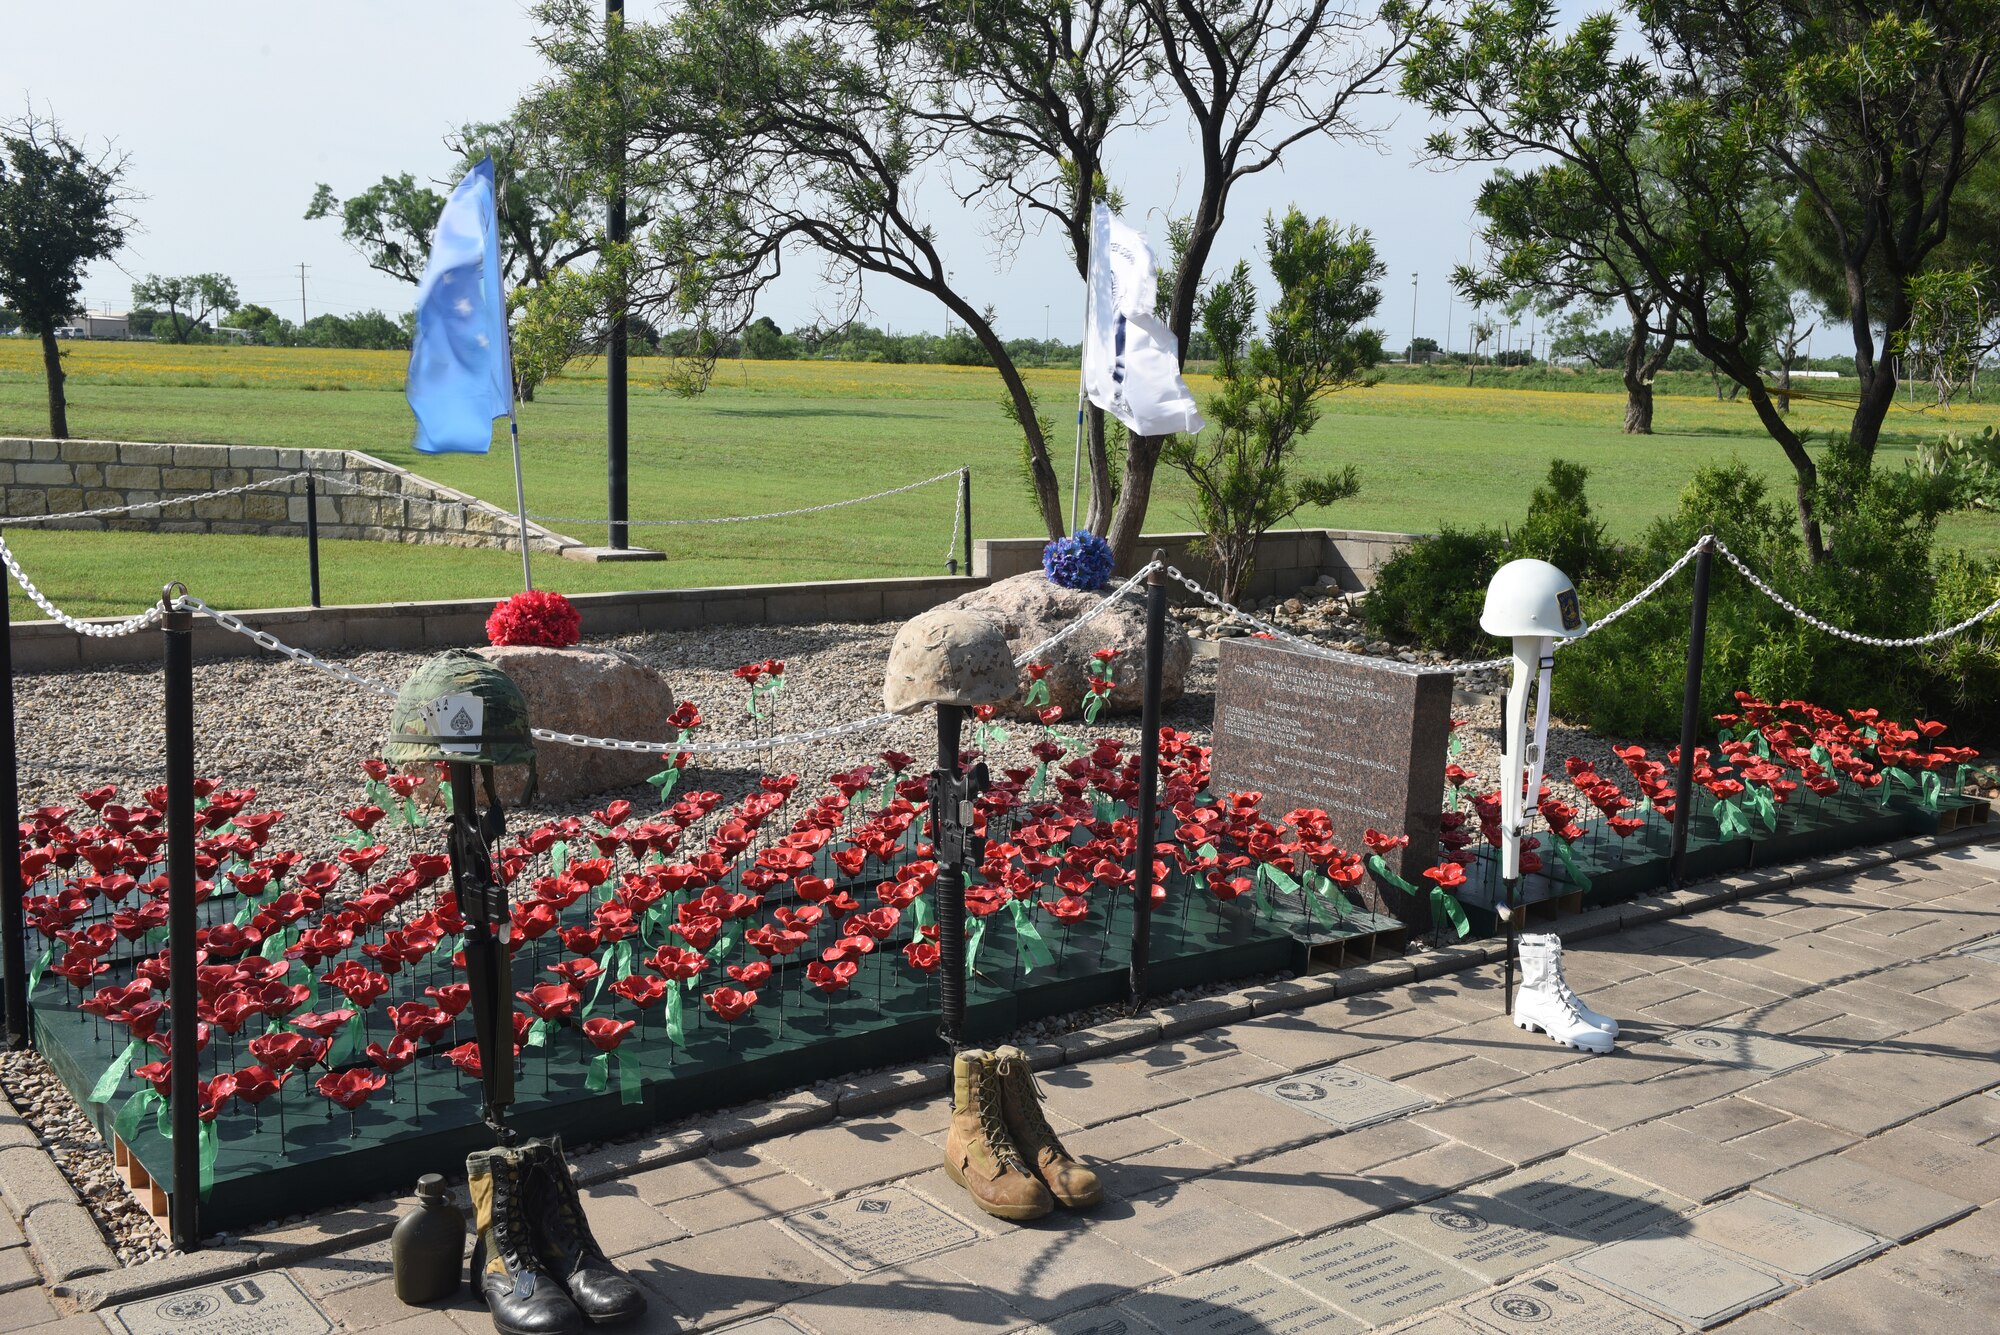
[941,571,1191,719]
[477,646,676,804]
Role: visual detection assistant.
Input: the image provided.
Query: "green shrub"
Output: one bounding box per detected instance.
[1511,459,1625,586]
[1554,454,1996,737]
[1362,525,1505,658]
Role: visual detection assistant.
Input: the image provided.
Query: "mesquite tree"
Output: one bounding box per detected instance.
[1165,209,1381,604]
[1405,0,2000,562]
[0,114,131,440]
[529,0,1426,556]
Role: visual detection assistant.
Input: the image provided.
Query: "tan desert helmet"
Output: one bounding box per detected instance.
[883,607,1017,714]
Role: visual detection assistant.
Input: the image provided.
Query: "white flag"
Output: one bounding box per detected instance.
[1082,203,1205,438]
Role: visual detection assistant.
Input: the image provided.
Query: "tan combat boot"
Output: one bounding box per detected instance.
[993,1045,1103,1209]
[943,1049,1054,1221]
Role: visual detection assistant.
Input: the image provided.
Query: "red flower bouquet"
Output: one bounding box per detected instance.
[486,590,582,648]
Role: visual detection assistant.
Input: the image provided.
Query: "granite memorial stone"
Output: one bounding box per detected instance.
[1683,1195,1884,1280]
[108,1274,332,1335]
[1373,1199,1593,1283]
[1489,1158,1690,1245]
[1123,1262,1361,1335]
[1256,1067,1433,1132]
[1208,638,1453,922]
[779,1186,977,1273]
[1259,1225,1485,1327]
[1457,1273,1679,1335]
[1572,1235,1793,1328]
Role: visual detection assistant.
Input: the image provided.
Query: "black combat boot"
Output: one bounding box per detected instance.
[467,1146,586,1335]
[520,1137,648,1325]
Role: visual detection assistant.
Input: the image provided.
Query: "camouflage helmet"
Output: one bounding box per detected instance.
[883,607,1017,714]
[384,649,538,767]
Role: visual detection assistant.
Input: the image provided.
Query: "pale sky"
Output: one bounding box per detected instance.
[8,1,1511,352]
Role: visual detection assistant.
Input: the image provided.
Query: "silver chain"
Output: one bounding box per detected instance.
[0,531,165,637]
[1160,565,1510,675]
[175,594,402,696]
[1562,538,1706,642]
[1712,535,2000,647]
[1,471,315,525]
[528,468,966,528]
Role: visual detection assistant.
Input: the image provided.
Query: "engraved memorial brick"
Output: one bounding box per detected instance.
[1208,638,1454,920]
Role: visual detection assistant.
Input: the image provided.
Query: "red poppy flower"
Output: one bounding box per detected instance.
[316,1069,386,1111]
[249,1030,322,1071]
[322,961,391,1010]
[197,1074,237,1122]
[232,1063,291,1105]
[425,983,472,1016]
[547,958,602,988]
[647,945,708,982]
[517,983,581,1024]
[609,974,668,1009]
[135,1059,174,1097]
[902,941,940,972]
[704,987,758,1021]
[1362,828,1409,855]
[445,1041,483,1077]
[1039,895,1090,924]
[581,1017,636,1052]
[727,961,773,988]
[805,960,858,994]
[366,1037,417,1073]
[1421,863,1468,889]
[289,1009,357,1040]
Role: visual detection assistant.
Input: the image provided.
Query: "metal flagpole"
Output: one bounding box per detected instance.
[508,406,532,592]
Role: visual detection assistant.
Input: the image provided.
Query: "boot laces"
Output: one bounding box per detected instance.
[999,1058,1070,1159]
[976,1083,1031,1174]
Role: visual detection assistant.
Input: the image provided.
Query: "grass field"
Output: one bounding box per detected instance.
[3,340,1997,618]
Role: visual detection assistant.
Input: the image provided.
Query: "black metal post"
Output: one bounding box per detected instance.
[933,705,967,1048]
[1668,534,1716,887]
[304,474,322,609]
[605,0,630,551]
[0,549,27,1050]
[960,469,973,578]
[163,589,201,1251]
[1128,554,1167,1009]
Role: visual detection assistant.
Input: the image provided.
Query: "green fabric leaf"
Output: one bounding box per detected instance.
[617,1050,643,1105]
[910,895,933,930]
[1028,763,1047,799]
[965,918,988,979]
[1553,839,1593,893]
[1006,900,1056,973]
[1921,770,1943,809]
[585,1051,610,1093]
[664,984,685,1048]
[1753,788,1777,832]
[1083,693,1104,724]
[198,1119,218,1199]
[1024,679,1049,708]
[26,945,54,996]
[113,1087,160,1145]
[328,1011,367,1067]
[1309,870,1360,919]
[550,840,570,876]
[1430,888,1472,938]
[527,1017,556,1049]
[1364,853,1420,896]
[90,1039,142,1104]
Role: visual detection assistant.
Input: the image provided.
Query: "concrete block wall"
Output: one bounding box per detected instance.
[975,527,1420,602]
[10,575,984,673]
[0,439,582,556]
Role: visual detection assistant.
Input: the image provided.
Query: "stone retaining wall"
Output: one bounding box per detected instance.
[976,527,1421,600]
[11,575,985,673]
[0,438,582,555]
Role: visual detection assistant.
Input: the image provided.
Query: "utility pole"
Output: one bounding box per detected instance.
[1408,272,1419,363]
[606,0,630,550]
[297,263,309,327]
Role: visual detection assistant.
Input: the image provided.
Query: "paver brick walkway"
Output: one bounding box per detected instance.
[4,843,1999,1334]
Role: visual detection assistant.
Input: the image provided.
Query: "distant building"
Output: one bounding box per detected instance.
[60,311,132,339]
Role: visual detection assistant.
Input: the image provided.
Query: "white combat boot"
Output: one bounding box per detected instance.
[1514,935,1614,1054]
[1526,933,1617,1037]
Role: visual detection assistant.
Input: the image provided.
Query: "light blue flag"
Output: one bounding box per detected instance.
[406,157,512,454]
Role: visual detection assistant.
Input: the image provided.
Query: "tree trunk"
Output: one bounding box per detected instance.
[1105,436,1162,571]
[1622,385,1653,434]
[1847,358,1898,469]
[1621,320,1653,434]
[39,328,68,440]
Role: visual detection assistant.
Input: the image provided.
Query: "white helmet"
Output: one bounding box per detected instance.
[1480,558,1585,639]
